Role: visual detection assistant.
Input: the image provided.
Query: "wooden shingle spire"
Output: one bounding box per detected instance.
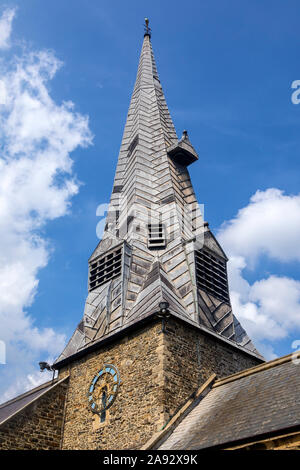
[55,27,261,366]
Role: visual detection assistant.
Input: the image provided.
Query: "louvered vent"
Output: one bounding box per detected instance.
[89,247,122,291]
[195,249,229,303]
[148,223,166,249]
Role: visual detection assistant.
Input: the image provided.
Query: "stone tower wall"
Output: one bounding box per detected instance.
[59,317,261,450]
[0,381,68,450]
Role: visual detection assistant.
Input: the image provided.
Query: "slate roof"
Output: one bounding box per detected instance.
[158,353,300,450]
[0,376,68,426]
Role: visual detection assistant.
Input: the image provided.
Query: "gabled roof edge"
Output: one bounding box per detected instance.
[213,350,300,388]
[0,375,69,427]
[141,374,217,450]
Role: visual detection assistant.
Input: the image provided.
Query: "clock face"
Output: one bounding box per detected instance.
[88,364,121,415]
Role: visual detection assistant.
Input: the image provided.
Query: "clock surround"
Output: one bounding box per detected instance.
[87,364,121,418]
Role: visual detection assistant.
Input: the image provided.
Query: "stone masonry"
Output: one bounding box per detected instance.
[0,380,68,450]
[59,316,260,450]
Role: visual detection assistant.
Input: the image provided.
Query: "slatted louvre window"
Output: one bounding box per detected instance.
[147,223,166,249]
[89,247,122,291]
[195,249,229,303]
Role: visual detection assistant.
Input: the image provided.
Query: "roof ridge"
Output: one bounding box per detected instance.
[213,350,300,388]
[141,374,217,450]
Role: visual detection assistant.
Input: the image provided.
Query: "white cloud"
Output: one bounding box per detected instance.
[0,11,92,403]
[0,8,16,49]
[0,362,56,404]
[219,188,300,265]
[218,189,300,359]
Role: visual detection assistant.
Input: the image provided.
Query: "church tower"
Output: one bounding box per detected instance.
[55,21,263,450]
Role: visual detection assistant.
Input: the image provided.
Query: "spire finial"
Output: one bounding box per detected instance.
[144,18,151,38]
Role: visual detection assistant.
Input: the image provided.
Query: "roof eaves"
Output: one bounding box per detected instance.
[200,423,300,451]
[54,309,264,370]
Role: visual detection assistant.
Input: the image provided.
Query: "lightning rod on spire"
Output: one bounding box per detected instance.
[144,18,151,38]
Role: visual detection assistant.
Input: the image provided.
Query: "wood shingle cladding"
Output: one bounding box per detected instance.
[89,247,122,291]
[195,249,229,303]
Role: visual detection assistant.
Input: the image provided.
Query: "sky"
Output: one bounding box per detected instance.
[0,0,300,402]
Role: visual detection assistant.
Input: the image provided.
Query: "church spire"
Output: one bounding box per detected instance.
[55,25,261,366]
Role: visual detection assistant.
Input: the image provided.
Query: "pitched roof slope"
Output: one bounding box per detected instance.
[158,352,300,450]
[0,376,68,426]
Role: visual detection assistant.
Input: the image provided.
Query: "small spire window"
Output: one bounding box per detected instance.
[147,223,166,249]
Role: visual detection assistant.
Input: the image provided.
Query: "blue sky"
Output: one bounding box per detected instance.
[0,0,300,401]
